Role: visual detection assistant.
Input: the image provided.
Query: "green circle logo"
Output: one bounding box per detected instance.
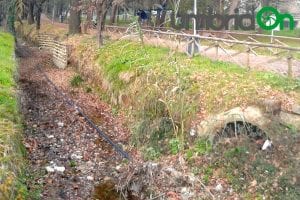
[257,7,280,30]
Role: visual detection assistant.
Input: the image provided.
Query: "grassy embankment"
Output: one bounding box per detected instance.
[0,32,27,199]
[93,39,300,199]
[92,39,300,155]
[18,21,300,156]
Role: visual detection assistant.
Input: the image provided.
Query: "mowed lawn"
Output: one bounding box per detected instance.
[0,32,27,199]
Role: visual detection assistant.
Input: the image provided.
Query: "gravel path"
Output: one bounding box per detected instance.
[17,42,130,199]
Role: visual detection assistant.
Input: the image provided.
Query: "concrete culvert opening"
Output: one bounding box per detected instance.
[213,121,268,144]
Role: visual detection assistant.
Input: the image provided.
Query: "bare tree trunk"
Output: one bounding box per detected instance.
[69,0,81,34]
[170,10,175,28]
[262,0,271,6]
[22,9,28,20]
[159,10,167,27]
[36,3,42,30]
[58,2,63,17]
[97,9,107,46]
[148,10,152,26]
[156,0,167,27]
[83,9,92,34]
[229,0,240,15]
[65,7,70,22]
[28,1,35,25]
[109,4,118,25]
[124,8,127,21]
[116,6,119,24]
[96,0,110,47]
[46,1,51,14]
[52,3,56,24]
[229,0,240,29]
[2,16,7,29]
[155,9,161,27]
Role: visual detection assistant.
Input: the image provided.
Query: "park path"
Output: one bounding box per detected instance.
[41,15,300,78]
[135,35,300,78]
[17,41,130,199]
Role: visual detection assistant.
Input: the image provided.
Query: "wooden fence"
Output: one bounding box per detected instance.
[36,34,69,69]
[105,25,300,78]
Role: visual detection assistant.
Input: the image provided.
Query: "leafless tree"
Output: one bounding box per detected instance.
[95,0,110,46]
[69,0,81,34]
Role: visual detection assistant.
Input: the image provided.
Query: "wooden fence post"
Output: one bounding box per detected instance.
[246,46,251,70]
[287,53,293,78]
[215,42,219,59]
[107,26,300,78]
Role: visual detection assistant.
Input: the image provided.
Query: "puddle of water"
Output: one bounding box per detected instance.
[93,181,121,200]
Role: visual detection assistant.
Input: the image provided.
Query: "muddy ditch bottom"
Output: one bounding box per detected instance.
[17,41,131,199]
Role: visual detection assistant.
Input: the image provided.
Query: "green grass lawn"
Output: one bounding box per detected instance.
[263,28,300,38]
[0,32,27,199]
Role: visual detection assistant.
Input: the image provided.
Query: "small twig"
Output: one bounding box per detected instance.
[195,178,215,200]
[149,193,165,200]
[118,189,127,200]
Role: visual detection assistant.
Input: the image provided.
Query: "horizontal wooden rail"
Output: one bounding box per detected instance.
[106,25,300,52]
[197,30,300,41]
[105,25,300,78]
[111,25,300,42]
[36,34,69,69]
